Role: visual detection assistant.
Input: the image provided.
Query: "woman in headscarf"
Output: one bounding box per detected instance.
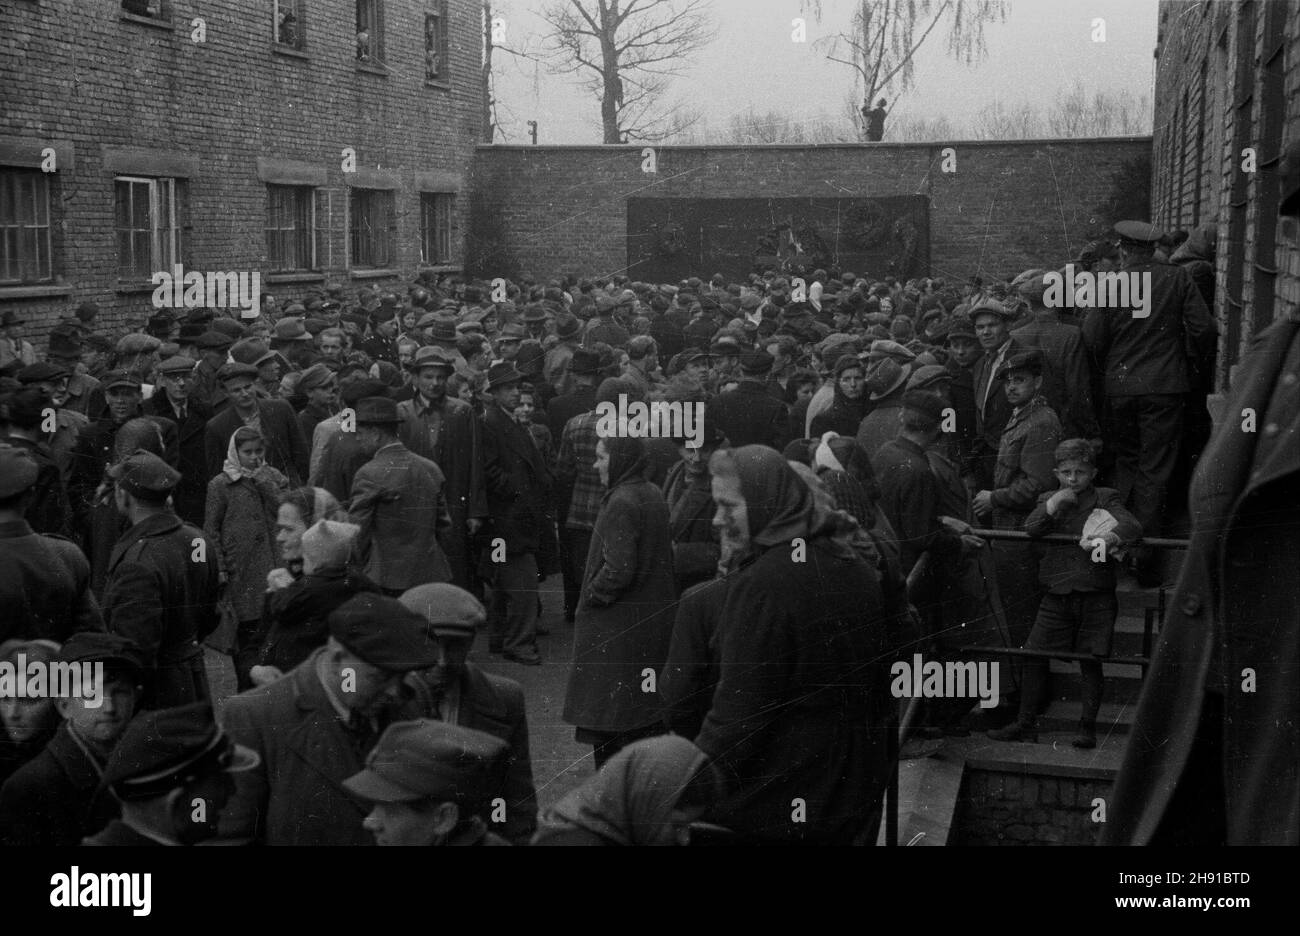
[532,735,721,846]
[809,354,869,439]
[204,426,288,691]
[692,445,889,845]
[563,435,679,768]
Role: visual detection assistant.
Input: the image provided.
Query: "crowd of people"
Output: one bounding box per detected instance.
[0,211,1248,846]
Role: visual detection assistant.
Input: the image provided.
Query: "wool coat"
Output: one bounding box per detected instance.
[205,470,284,621]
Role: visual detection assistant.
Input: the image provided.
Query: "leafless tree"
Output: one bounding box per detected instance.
[540,0,717,143]
[483,2,545,143]
[804,0,1008,140]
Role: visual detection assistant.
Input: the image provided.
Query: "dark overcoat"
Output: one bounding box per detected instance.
[481,404,551,556]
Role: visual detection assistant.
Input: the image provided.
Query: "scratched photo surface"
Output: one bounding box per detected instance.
[0,0,1295,874]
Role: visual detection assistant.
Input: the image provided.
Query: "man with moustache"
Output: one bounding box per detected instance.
[0,633,143,846]
[397,346,487,594]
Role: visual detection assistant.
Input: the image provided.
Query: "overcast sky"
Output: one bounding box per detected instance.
[488,0,1160,143]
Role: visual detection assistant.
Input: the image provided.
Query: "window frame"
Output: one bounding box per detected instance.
[419,192,456,265]
[114,175,182,283]
[425,2,450,84]
[0,167,55,286]
[348,187,396,270]
[273,0,306,51]
[266,184,319,273]
[356,0,385,65]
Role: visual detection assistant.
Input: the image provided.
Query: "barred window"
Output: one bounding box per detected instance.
[115,176,184,281]
[0,169,54,285]
[425,2,450,82]
[420,193,455,265]
[356,0,384,63]
[121,1,170,19]
[267,185,317,272]
[274,0,305,49]
[349,188,395,269]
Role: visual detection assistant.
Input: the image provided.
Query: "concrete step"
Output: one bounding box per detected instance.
[1037,698,1135,736]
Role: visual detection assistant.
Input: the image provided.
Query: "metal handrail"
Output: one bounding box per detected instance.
[967,528,1191,549]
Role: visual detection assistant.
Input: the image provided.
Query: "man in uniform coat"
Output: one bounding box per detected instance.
[399,584,537,843]
[709,351,790,451]
[1102,143,1300,847]
[350,396,455,595]
[204,362,309,487]
[0,633,142,846]
[396,347,487,594]
[219,595,440,845]
[102,451,219,709]
[1082,220,1216,545]
[145,355,211,526]
[480,362,551,665]
[0,443,102,643]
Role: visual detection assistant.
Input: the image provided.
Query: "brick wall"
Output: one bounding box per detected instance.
[466,138,1152,285]
[952,767,1113,846]
[1153,0,1300,389]
[1,0,482,343]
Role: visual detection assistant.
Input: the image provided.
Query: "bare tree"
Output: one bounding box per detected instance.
[483,2,544,143]
[805,1,1009,140]
[540,0,717,143]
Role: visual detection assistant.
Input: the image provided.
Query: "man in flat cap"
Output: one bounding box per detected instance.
[2,382,72,535]
[710,350,790,451]
[295,362,340,442]
[349,396,454,594]
[1103,137,1300,847]
[219,594,440,845]
[973,351,1062,652]
[0,633,143,845]
[1082,220,1216,581]
[0,442,102,644]
[1011,274,1100,443]
[345,720,511,846]
[85,702,259,845]
[144,355,211,526]
[396,347,487,594]
[204,360,309,486]
[398,583,537,842]
[188,330,234,412]
[969,298,1028,491]
[0,310,35,370]
[480,362,551,665]
[103,450,220,709]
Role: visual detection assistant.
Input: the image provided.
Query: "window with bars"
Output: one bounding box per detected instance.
[349,188,395,269]
[115,176,185,281]
[267,185,317,272]
[356,0,384,63]
[425,3,450,82]
[122,0,171,19]
[420,193,455,264]
[274,0,305,49]
[0,169,54,285]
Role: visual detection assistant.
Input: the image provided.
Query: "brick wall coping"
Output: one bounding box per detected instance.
[476,136,1152,153]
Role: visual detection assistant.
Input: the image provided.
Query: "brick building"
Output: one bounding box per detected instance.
[1151,0,1299,390]
[1,0,482,342]
[467,138,1152,299]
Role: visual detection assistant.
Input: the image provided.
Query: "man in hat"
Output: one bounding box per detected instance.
[309,376,383,501]
[397,583,537,842]
[344,719,511,846]
[144,356,211,526]
[622,335,660,397]
[220,594,440,845]
[708,335,744,389]
[544,313,584,392]
[479,362,551,665]
[204,361,309,486]
[67,370,179,571]
[547,348,603,622]
[856,356,915,460]
[1102,138,1300,846]
[583,296,630,349]
[1012,273,1100,443]
[349,396,454,595]
[493,321,527,363]
[102,450,218,709]
[45,327,102,417]
[360,308,400,365]
[0,311,35,369]
[395,347,486,593]
[969,298,1027,490]
[710,350,789,451]
[189,330,234,412]
[522,302,551,343]
[0,442,101,643]
[2,382,72,534]
[943,313,983,484]
[972,351,1062,651]
[86,702,259,845]
[1082,219,1216,565]
[0,633,143,846]
[295,363,339,442]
